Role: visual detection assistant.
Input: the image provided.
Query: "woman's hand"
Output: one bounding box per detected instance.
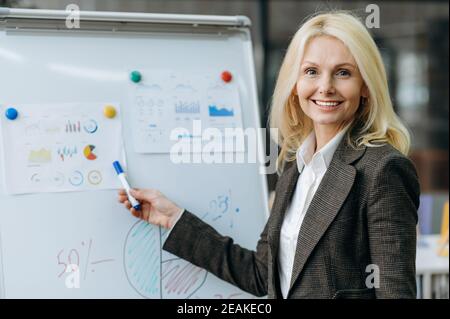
[118,188,183,229]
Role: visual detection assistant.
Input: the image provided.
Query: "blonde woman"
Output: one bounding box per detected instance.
[118,11,420,299]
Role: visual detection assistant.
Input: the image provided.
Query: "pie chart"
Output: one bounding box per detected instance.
[83,145,97,160]
[83,119,98,134]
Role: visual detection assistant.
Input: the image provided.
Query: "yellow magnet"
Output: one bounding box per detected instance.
[104,105,117,118]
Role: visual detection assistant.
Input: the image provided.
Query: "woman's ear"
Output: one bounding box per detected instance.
[361,84,369,98]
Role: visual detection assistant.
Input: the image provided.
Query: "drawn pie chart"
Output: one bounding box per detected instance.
[83,145,97,160]
[124,220,208,299]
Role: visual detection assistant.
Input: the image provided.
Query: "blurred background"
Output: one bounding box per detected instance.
[2,0,448,299]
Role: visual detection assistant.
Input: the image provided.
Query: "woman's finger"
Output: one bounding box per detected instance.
[142,209,150,222]
[130,207,141,219]
[129,188,155,202]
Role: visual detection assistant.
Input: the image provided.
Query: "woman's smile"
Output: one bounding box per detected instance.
[311,99,344,111]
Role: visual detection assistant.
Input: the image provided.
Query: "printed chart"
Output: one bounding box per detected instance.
[0,103,124,194]
[130,70,244,153]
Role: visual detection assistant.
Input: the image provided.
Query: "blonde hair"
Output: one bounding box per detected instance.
[269,10,411,172]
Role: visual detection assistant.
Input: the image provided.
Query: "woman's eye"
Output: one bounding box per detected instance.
[305,68,317,75]
[336,69,350,76]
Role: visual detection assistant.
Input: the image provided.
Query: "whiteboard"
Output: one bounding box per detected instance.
[0,9,269,299]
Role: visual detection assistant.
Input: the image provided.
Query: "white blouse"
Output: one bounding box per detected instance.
[278,126,349,298]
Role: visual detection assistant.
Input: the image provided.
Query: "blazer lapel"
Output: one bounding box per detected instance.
[287,139,366,295]
[269,161,299,263]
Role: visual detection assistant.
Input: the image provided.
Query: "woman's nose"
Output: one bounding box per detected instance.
[318,75,335,95]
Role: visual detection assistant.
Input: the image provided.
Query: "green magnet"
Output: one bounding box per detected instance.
[130,71,142,83]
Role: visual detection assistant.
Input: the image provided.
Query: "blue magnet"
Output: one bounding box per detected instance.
[5,108,18,120]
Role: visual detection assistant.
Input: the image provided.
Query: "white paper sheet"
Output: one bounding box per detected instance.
[0,102,124,194]
[129,70,244,154]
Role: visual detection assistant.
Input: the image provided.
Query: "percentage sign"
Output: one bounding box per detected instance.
[81,239,93,280]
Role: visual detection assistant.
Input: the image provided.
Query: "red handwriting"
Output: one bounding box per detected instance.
[56,238,115,279]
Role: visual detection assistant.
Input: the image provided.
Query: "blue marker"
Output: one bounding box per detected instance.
[113,161,141,211]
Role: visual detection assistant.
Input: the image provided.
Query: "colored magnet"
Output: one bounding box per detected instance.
[130,71,142,83]
[5,108,18,120]
[221,71,233,83]
[103,105,117,118]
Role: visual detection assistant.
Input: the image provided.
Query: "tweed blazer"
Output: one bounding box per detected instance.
[163,137,420,299]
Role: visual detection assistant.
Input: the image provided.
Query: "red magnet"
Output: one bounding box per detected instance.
[221,71,233,83]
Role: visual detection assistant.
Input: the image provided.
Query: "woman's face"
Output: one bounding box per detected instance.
[296,35,368,133]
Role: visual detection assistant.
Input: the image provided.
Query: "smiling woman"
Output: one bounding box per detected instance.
[270,11,410,170]
[295,35,368,151]
[119,11,420,299]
